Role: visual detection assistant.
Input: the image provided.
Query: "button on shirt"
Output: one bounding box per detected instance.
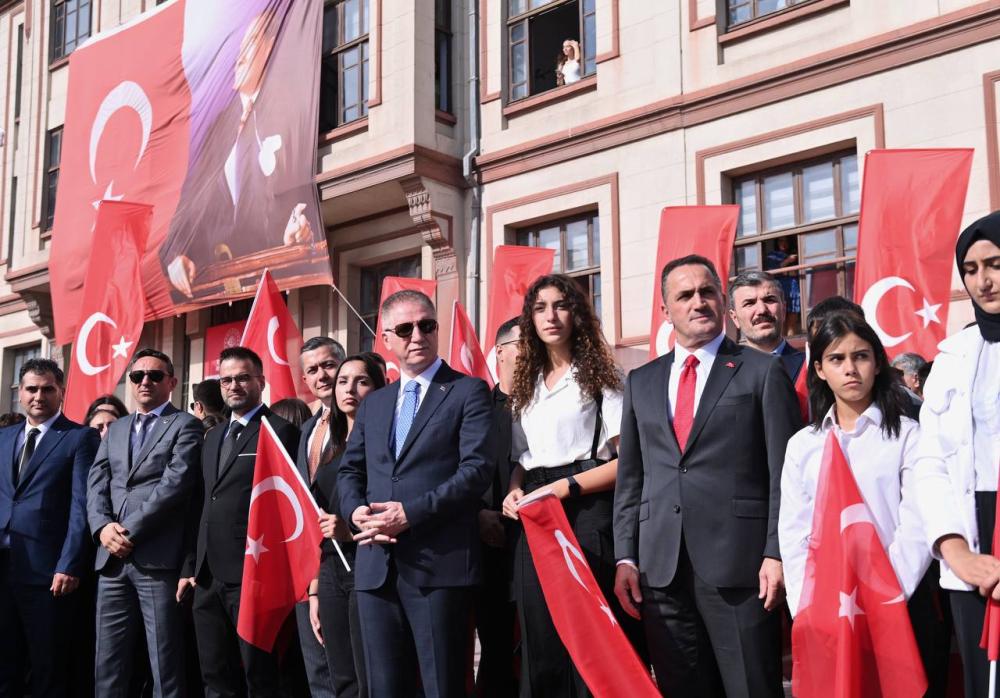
[778,405,929,616]
[667,332,725,421]
[512,367,623,471]
[395,357,442,422]
[973,340,1000,491]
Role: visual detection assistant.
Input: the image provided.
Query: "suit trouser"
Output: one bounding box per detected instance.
[0,549,76,698]
[641,540,782,698]
[318,548,367,698]
[907,563,952,698]
[94,558,186,698]
[474,542,517,698]
[951,590,993,698]
[357,559,472,698]
[192,574,281,698]
[294,600,335,697]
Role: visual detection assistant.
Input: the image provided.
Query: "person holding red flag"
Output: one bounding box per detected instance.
[915,211,1000,698]
[779,310,943,693]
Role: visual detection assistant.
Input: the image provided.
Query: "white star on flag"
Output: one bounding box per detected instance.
[599,602,619,627]
[245,535,269,563]
[91,181,125,211]
[914,298,942,329]
[839,587,865,630]
[111,336,133,358]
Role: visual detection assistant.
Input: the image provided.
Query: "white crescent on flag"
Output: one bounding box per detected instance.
[248,475,304,543]
[266,316,290,366]
[654,320,674,357]
[89,81,153,183]
[860,276,914,348]
[75,312,118,376]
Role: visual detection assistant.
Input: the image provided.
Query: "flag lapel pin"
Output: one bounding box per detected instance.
[725,361,736,368]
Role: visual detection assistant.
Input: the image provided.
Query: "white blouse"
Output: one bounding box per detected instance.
[512,367,622,471]
[973,340,1000,491]
[779,405,929,616]
[559,59,581,84]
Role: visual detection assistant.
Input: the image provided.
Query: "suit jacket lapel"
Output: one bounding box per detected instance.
[128,411,176,480]
[2,426,20,494]
[203,425,224,492]
[396,370,452,464]
[216,413,261,487]
[657,353,682,456]
[683,339,741,457]
[297,412,320,482]
[383,382,401,455]
[15,416,69,492]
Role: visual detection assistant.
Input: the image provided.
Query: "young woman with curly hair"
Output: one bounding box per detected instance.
[501,273,643,697]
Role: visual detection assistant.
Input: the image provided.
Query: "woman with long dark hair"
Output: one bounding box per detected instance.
[83,394,128,440]
[308,352,385,698]
[915,211,1000,698]
[501,273,640,697]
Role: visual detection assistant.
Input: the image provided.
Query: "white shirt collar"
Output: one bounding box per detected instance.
[399,357,442,395]
[674,332,726,367]
[25,410,61,436]
[231,402,264,427]
[820,403,882,436]
[137,401,170,419]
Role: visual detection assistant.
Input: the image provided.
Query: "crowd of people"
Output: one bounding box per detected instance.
[0,209,997,698]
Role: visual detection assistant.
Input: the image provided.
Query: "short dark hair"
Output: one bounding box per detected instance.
[806,296,864,337]
[219,346,264,374]
[300,336,346,362]
[381,290,435,319]
[131,348,175,376]
[269,398,313,429]
[495,317,520,345]
[728,270,784,309]
[192,379,225,414]
[660,255,723,303]
[20,358,65,386]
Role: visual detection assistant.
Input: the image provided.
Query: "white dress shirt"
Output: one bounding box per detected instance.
[512,366,623,471]
[667,332,726,421]
[227,402,263,437]
[134,401,170,436]
[779,405,929,616]
[972,340,1000,491]
[394,357,443,422]
[306,406,332,456]
[14,410,63,454]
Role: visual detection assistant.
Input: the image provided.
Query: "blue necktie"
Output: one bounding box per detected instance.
[394,381,421,458]
[131,414,150,466]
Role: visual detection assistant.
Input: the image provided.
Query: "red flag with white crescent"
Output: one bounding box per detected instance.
[64,201,152,422]
[853,149,972,360]
[449,301,494,387]
[240,269,308,403]
[792,433,926,698]
[237,416,323,651]
[519,493,660,698]
[373,276,438,382]
[649,207,739,358]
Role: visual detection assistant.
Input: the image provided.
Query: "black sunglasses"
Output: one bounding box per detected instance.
[385,319,438,338]
[129,370,166,385]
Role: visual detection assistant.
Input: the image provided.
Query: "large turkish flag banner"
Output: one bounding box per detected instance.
[792,433,926,698]
[63,201,152,422]
[649,206,739,358]
[237,416,323,651]
[373,277,438,382]
[449,301,493,388]
[240,270,308,403]
[853,149,972,360]
[519,493,660,697]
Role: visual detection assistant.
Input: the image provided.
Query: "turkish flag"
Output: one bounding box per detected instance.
[372,276,438,382]
[237,416,323,651]
[240,270,308,403]
[649,206,739,358]
[792,432,927,698]
[795,343,811,423]
[979,458,1000,661]
[485,246,554,380]
[854,149,972,360]
[63,201,152,422]
[449,301,494,387]
[519,493,660,698]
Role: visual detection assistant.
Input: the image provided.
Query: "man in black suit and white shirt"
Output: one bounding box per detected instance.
[178,346,300,697]
[613,255,801,698]
[728,270,806,380]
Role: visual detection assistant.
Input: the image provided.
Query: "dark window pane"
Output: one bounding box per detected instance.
[735,244,760,273]
[591,216,600,265]
[322,5,338,53]
[843,223,858,253]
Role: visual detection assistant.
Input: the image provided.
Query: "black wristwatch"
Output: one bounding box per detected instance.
[566,475,582,498]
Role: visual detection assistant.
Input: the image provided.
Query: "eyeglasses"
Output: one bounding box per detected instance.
[219,373,260,387]
[129,370,166,384]
[497,338,520,347]
[385,319,439,338]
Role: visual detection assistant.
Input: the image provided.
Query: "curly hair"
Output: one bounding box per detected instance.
[509,274,621,416]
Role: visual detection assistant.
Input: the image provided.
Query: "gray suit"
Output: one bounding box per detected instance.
[87,403,203,698]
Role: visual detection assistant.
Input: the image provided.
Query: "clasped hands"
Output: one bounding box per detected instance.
[351,501,409,545]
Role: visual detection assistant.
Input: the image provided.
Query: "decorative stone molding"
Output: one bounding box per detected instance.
[21,291,54,341]
[400,176,458,282]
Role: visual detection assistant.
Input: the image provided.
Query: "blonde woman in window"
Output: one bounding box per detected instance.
[556,39,581,86]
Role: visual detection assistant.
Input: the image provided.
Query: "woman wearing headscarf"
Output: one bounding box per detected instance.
[915,210,1000,698]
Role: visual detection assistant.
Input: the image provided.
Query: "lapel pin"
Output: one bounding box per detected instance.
[439,385,446,392]
[725,361,736,368]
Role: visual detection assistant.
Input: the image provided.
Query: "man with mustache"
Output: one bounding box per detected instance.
[728,271,805,380]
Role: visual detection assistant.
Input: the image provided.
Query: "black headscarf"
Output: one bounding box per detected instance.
[955,211,1000,342]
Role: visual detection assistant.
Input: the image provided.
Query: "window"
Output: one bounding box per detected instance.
[209,298,252,326]
[731,151,860,336]
[507,0,596,102]
[8,344,41,413]
[358,256,421,352]
[516,212,601,318]
[435,0,453,114]
[319,0,370,132]
[727,0,811,27]
[50,0,92,62]
[7,177,17,263]
[14,25,23,122]
[42,128,63,232]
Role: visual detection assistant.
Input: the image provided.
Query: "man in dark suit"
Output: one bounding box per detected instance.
[614,255,802,698]
[728,270,806,380]
[179,346,300,696]
[338,290,494,698]
[0,359,100,697]
[88,348,204,698]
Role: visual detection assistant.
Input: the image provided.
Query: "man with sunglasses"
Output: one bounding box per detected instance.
[337,290,495,698]
[87,348,204,698]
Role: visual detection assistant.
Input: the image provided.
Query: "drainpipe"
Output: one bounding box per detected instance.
[462,0,482,329]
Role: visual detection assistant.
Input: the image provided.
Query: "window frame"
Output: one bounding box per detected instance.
[320,0,371,133]
[357,255,422,353]
[42,128,63,233]
[725,0,814,29]
[435,0,453,115]
[50,0,92,63]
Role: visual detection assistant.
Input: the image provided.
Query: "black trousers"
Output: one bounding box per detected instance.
[0,550,76,698]
[192,571,281,697]
[641,540,783,698]
[907,562,952,698]
[318,546,367,698]
[474,541,517,698]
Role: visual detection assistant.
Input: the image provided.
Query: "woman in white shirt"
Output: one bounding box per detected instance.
[779,310,937,683]
[914,212,1000,698]
[501,273,641,697]
[556,39,581,86]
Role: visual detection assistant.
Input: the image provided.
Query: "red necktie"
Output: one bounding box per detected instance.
[673,354,699,451]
